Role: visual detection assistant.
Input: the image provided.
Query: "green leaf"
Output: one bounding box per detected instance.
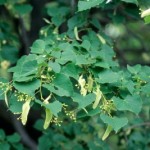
[8,55,38,82]
[43,84,69,97]
[35,99,62,116]
[13,79,40,96]
[61,63,81,79]
[78,0,104,12]
[13,75,35,82]
[98,70,120,84]
[94,61,109,69]
[113,95,142,115]
[14,4,33,15]
[99,44,118,68]
[127,65,141,74]
[30,40,46,54]
[1,46,19,64]
[121,0,138,5]
[45,101,62,117]
[48,61,61,73]
[11,143,24,150]
[0,143,10,150]
[9,94,23,113]
[33,119,44,131]
[7,133,20,143]
[0,0,6,5]
[38,134,51,150]
[47,6,70,27]
[72,93,96,109]
[75,55,96,65]
[67,12,88,32]
[47,6,69,17]
[51,16,66,27]
[90,18,101,29]
[8,54,38,72]
[141,83,150,95]
[13,60,38,82]
[58,50,76,64]
[51,51,61,59]
[100,114,128,132]
[81,40,91,51]
[77,107,100,118]
[83,31,101,52]
[0,129,5,140]
[57,43,76,64]
[51,74,73,97]
[122,80,135,94]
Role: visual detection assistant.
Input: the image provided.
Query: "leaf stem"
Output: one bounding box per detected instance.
[40,79,44,101]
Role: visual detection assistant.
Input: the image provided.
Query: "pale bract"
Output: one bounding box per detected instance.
[93,85,102,109]
[78,75,87,96]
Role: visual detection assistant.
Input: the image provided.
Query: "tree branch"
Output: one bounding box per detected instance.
[18,17,30,55]
[11,115,37,150]
[70,0,77,14]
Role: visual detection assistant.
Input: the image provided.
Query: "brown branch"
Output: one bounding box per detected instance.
[0,102,37,150]
[11,115,37,150]
[70,0,77,14]
[18,17,30,55]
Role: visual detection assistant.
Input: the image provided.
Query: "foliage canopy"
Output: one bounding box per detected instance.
[0,0,150,149]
